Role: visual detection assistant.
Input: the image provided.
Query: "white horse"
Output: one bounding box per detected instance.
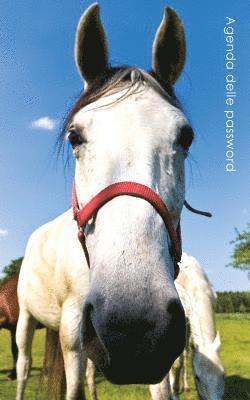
[176,253,224,400]
[150,254,225,400]
[16,4,193,399]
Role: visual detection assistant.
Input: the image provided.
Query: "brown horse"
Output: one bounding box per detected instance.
[0,274,19,379]
[0,274,43,381]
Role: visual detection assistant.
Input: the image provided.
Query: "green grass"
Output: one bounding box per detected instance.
[0,314,249,399]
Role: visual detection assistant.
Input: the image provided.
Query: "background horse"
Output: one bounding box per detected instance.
[0,274,43,381]
[0,275,19,380]
[17,3,192,399]
[175,253,225,400]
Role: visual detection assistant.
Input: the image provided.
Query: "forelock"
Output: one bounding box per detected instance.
[57,66,181,154]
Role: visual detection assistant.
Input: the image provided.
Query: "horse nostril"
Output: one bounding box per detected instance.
[167,298,182,316]
[84,302,95,337]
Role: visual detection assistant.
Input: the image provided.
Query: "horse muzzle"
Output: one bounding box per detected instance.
[83,292,186,384]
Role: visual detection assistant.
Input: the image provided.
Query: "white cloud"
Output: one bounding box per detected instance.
[0,229,8,237]
[30,116,57,131]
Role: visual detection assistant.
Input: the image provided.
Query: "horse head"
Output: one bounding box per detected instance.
[63,3,194,384]
[193,333,225,400]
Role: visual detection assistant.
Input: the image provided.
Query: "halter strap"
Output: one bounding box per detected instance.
[184,200,212,218]
[72,181,181,279]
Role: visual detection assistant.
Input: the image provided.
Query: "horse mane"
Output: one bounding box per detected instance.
[57,66,181,154]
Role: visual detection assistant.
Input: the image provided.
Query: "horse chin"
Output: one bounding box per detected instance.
[87,347,174,384]
[99,357,173,385]
[84,318,181,384]
[83,289,186,383]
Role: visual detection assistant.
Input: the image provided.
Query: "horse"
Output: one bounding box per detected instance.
[0,275,19,380]
[175,253,225,400]
[0,274,44,381]
[150,253,225,400]
[16,4,193,399]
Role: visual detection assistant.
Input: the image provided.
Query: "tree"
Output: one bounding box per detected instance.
[0,257,23,284]
[228,224,250,272]
[239,303,246,313]
[215,292,250,313]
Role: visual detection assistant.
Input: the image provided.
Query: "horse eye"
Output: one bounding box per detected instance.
[178,126,194,150]
[67,129,84,148]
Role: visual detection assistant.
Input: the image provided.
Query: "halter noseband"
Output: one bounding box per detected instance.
[72,181,182,279]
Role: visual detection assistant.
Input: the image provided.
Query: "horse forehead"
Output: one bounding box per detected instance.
[73,85,186,132]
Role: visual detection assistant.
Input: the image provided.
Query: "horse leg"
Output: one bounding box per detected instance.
[16,309,37,400]
[8,327,18,380]
[86,359,98,400]
[169,353,183,397]
[183,347,190,392]
[174,353,184,394]
[183,320,191,392]
[149,374,172,400]
[60,304,86,400]
[169,368,178,400]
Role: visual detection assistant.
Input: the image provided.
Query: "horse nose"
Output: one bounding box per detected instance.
[83,292,186,384]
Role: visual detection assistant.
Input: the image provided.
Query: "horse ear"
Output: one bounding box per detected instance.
[75,3,109,84]
[211,332,221,352]
[152,7,186,86]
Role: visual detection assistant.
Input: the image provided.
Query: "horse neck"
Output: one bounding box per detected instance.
[178,266,217,348]
[189,291,216,348]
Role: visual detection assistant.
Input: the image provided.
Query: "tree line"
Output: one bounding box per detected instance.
[215,291,250,313]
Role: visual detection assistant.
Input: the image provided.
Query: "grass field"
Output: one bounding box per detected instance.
[0,314,249,399]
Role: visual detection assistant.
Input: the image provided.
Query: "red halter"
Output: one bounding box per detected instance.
[72,181,181,279]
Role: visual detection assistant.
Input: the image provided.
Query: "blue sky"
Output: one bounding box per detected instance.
[0,0,249,290]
